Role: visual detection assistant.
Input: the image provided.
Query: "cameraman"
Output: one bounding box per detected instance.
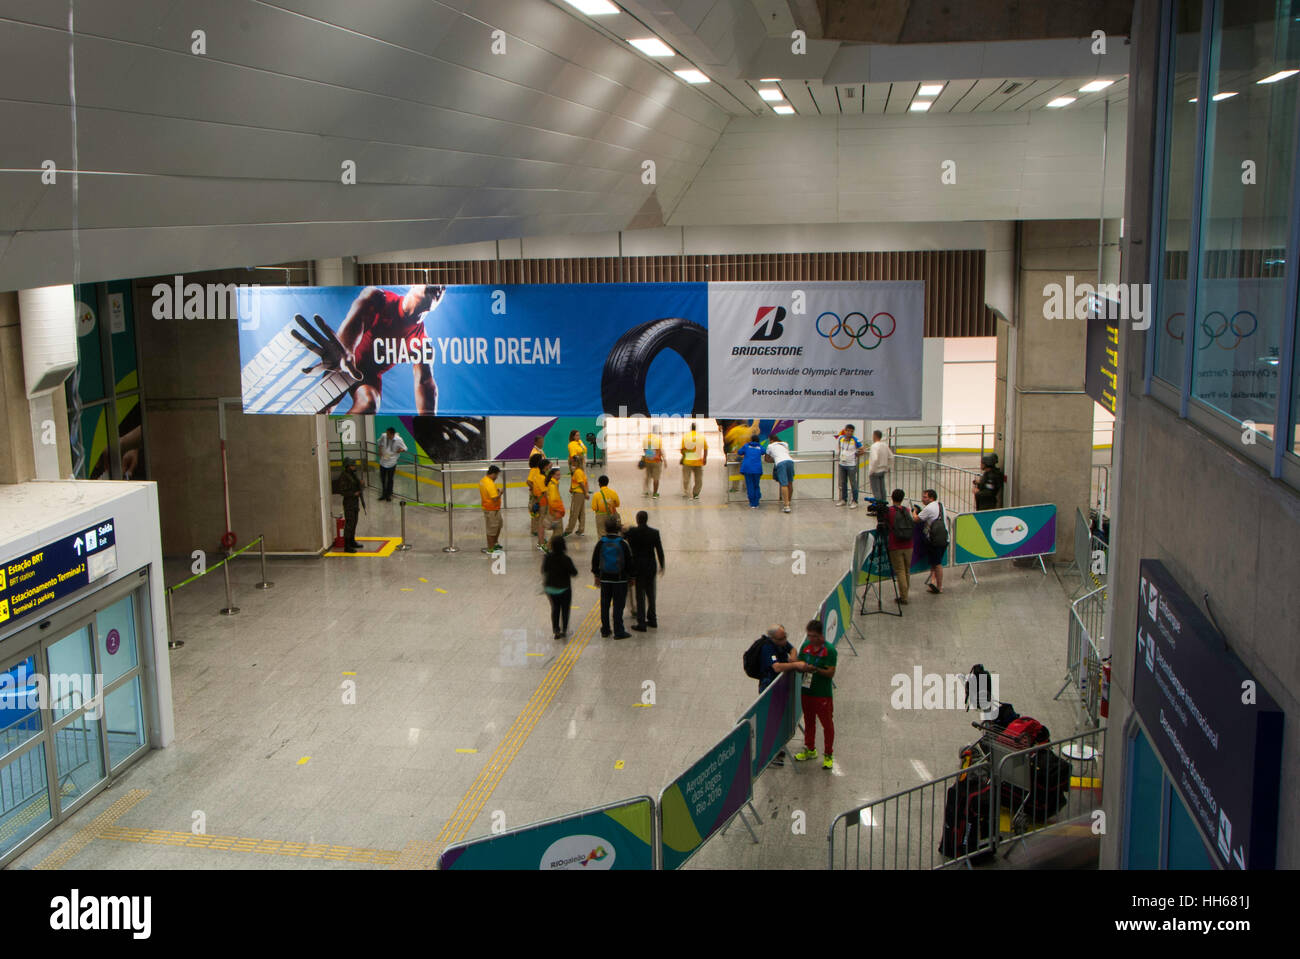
[886,489,914,605]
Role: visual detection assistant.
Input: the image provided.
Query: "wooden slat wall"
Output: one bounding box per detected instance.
[358,250,993,336]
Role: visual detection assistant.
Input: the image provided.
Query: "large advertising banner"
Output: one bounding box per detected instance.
[238,283,707,417]
[708,281,923,418]
[951,504,1057,565]
[738,672,799,779]
[438,796,655,870]
[1132,560,1283,870]
[237,282,922,419]
[659,720,754,870]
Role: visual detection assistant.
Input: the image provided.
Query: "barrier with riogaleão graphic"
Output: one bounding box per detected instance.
[951,504,1057,565]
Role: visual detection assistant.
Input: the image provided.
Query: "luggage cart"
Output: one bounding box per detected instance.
[967,721,1037,842]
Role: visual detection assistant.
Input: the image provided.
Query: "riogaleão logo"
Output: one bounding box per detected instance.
[989,515,1029,546]
[541,835,616,870]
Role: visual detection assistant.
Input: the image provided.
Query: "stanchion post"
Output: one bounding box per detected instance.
[219,549,240,615]
[255,534,274,589]
[397,499,412,551]
[166,588,184,650]
[442,468,458,553]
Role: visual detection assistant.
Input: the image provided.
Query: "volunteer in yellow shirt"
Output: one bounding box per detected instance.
[479,465,503,554]
[642,428,665,497]
[567,430,587,471]
[591,474,620,538]
[529,435,545,460]
[540,467,565,551]
[566,462,589,535]
[527,456,549,538]
[680,421,708,499]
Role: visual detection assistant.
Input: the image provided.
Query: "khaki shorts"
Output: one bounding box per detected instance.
[644,460,663,480]
[484,510,502,536]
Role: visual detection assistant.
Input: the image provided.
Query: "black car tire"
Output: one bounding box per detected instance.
[600,317,708,416]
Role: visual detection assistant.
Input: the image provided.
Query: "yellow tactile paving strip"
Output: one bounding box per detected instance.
[421,601,602,868]
[34,787,149,870]
[98,826,400,864]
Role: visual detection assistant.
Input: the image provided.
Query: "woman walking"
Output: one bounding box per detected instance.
[542,534,578,638]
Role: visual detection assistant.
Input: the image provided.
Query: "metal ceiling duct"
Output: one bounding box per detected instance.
[18,285,78,396]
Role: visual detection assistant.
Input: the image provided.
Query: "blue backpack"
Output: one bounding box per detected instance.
[599,536,626,578]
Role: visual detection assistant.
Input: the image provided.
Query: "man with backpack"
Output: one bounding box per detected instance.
[591,520,634,639]
[886,488,915,604]
[743,624,812,767]
[914,488,948,594]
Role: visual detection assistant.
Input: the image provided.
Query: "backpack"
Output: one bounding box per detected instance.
[891,505,915,539]
[598,536,626,578]
[965,664,991,711]
[742,637,770,679]
[1004,717,1050,746]
[924,504,948,549]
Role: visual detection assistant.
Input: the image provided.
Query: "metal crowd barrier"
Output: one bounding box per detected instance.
[164,534,274,649]
[828,725,1106,869]
[1092,464,1110,518]
[890,454,981,515]
[1071,508,1109,598]
[1055,586,1107,727]
[723,451,837,504]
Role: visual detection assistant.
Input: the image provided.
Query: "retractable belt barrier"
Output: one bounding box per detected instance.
[164,534,274,649]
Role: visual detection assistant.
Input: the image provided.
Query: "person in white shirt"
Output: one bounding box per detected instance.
[914,488,947,593]
[377,426,407,501]
[835,425,864,508]
[764,438,795,513]
[867,430,893,503]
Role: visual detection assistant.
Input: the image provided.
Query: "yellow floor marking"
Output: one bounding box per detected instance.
[435,588,448,594]
[34,788,149,870]
[324,536,401,558]
[526,653,544,657]
[632,703,652,708]
[98,827,400,864]
[454,748,477,754]
[391,839,443,870]
[586,584,598,590]
[342,671,356,676]
[297,756,310,765]
[428,602,601,866]
[418,577,428,583]
[1071,776,1101,789]
[400,588,413,592]
[614,760,625,770]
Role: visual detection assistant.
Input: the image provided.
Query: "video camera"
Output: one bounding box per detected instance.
[863,496,891,522]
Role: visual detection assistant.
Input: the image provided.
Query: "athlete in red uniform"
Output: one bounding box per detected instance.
[292,284,442,414]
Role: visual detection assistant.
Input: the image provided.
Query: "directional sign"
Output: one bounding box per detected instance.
[1,520,117,632]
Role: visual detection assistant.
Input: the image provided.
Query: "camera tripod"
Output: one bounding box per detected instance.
[857,521,902,618]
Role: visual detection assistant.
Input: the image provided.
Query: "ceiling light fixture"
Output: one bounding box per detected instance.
[758,88,784,101]
[563,0,619,14]
[918,83,944,96]
[1258,69,1299,83]
[1079,79,1116,92]
[674,68,710,84]
[760,78,781,82]
[1212,91,1237,101]
[629,37,674,57]
[909,100,932,112]
[1046,96,1076,108]
[773,105,795,114]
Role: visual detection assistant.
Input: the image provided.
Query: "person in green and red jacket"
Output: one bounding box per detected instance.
[793,619,838,770]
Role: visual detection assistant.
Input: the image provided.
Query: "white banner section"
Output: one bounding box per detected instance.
[707,281,924,418]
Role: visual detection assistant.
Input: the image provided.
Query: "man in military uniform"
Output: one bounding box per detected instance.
[973,453,1005,511]
[338,457,364,552]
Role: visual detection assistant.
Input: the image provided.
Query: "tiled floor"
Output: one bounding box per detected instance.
[9,443,1088,870]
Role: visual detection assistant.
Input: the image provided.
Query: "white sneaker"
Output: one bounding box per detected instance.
[849,502,858,509]
[835,500,845,507]
[783,506,791,513]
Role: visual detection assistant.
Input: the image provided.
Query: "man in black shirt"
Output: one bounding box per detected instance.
[623,511,665,631]
[973,453,1006,511]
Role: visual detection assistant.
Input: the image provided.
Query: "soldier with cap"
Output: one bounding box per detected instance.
[337,457,364,552]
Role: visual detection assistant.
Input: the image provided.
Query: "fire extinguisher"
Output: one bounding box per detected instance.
[1100,657,1112,718]
[333,516,346,551]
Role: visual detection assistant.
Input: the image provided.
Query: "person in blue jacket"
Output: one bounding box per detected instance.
[738,435,766,508]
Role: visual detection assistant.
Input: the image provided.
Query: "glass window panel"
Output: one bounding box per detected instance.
[96,593,139,687]
[1292,282,1300,455]
[1125,728,1164,868]
[1153,0,1204,388]
[1167,784,1216,868]
[53,713,105,809]
[45,626,96,722]
[1189,0,1299,431]
[0,656,42,761]
[104,679,145,770]
[0,743,51,858]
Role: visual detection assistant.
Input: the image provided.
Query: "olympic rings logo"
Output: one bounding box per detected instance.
[815,311,897,350]
[1165,310,1258,350]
